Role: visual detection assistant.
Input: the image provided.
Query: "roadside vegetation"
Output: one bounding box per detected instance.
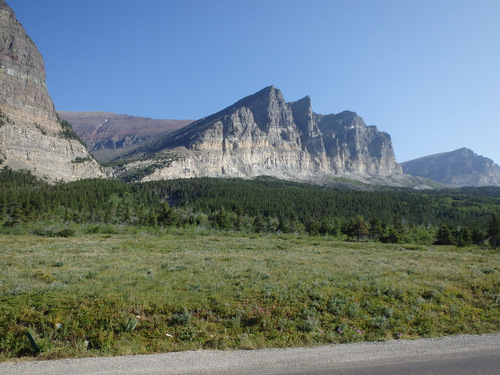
[0,167,499,360]
[1,233,498,360]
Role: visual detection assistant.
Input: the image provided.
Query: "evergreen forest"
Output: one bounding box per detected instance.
[1,167,499,247]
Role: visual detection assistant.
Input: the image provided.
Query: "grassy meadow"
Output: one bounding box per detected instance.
[1,230,499,360]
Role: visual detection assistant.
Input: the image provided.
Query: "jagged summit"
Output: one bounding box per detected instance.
[118,86,402,182]
[0,0,103,181]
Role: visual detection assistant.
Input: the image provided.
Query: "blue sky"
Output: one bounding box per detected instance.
[8,0,500,164]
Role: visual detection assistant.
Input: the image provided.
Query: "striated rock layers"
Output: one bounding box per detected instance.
[129,86,402,182]
[0,0,103,181]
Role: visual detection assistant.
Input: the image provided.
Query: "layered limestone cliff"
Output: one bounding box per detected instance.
[0,0,104,181]
[122,86,402,182]
[317,110,399,176]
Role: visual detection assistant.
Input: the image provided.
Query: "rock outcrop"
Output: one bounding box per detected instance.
[121,86,402,182]
[0,0,104,181]
[401,148,500,187]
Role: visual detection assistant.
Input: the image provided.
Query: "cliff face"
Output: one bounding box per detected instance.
[401,148,500,187]
[0,0,103,181]
[125,86,401,182]
[317,111,399,176]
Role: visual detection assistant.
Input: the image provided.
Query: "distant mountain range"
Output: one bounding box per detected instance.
[60,98,500,188]
[401,148,500,187]
[2,0,499,188]
[57,111,192,162]
[81,86,406,184]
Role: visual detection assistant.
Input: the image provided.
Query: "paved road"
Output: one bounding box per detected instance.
[1,334,499,375]
[284,349,500,375]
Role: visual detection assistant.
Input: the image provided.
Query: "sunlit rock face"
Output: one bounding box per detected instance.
[0,0,104,181]
[129,86,402,182]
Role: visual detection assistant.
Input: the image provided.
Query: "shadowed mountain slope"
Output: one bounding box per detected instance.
[58,111,192,162]
[401,148,500,187]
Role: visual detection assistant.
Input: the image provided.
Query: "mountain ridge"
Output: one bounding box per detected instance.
[57,111,193,162]
[113,85,403,183]
[401,148,500,187]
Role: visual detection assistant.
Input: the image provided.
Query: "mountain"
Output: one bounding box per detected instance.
[114,86,402,183]
[0,0,103,181]
[58,111,192,162]
[401,148,500,187]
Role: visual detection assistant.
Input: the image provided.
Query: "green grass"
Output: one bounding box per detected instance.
[0,231,498,360]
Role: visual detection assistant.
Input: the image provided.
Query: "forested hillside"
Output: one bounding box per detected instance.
[146,177,500,226]
[1,167,499,246]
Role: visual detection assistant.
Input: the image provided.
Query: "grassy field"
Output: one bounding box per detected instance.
[0,231,499,360]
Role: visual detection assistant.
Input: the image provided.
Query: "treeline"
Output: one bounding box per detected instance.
[1,167,499,247]
[142,177,500,247]
[144,177,500,227]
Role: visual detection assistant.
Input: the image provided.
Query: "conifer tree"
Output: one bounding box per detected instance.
[348,216,369,242]
[488,214,500,249]
[456,227,472,247]
[471,227,486,245]
[158,202,177,226]
[380,226,401,244]
[434,224,455,245]
[369,217,383,241]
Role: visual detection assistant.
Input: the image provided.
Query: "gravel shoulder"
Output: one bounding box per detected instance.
[1,334,499,375]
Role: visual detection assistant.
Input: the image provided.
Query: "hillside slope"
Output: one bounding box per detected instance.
[401,148,500,187]
[58,111,192,162]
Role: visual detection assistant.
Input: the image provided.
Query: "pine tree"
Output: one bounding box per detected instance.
[380,226,401,244]
[147,210,158,227]
[215,207,233,230]
[158,202,177,226]
[471,227,486,245]
[348,216,369,242]
[253,214,265,233]
[369,217,383,241]
[434,224,455,245]
[488,214,500,249]
[456,227,472,247]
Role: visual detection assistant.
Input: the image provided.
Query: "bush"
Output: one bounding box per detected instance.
[326,296,347,315]
[32,228,75,237]
[169,308,191,326]
[56,229,75,237]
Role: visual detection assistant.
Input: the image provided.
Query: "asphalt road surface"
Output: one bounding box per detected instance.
[1,334,498,375]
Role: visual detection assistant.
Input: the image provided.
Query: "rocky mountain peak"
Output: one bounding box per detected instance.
[289,96,314,131]
[0,0,104,181]
[230,85,293,132]
[318,111,363,131]
[454,147,474,157]
[117,86,402,182]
